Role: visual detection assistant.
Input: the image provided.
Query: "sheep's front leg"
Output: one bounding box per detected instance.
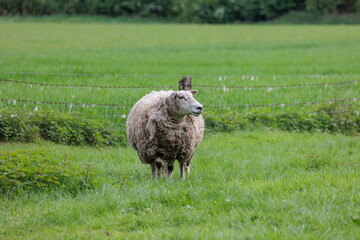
[185,162,191,174]
[184,154,194,175]
[165,160,175,180]
[179,161,185,180]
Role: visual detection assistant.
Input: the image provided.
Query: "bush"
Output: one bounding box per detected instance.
[30,111,125,146]
[0,110,38,142]
[305,0,359,13]
[204,105,360,134]
[0,108,126,146]
[0,0,358,23]
[0,148,97,194]
[1,105,359,146]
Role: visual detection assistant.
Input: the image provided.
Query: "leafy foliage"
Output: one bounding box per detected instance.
[0,0,358,22]
[204,105,360,134]
[0,108,126,146]
[0,148,97,194]
[1,105,359,146]
[0,111,38,142]
[305,0,360,13]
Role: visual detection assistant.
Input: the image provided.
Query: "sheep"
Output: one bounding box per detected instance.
[126,90,204,179]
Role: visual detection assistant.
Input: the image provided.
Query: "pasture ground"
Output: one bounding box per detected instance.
[1,21,360,118]
[1,19,360,239]
[1,131,360,239]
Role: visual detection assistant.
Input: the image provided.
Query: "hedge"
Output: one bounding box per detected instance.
[0,0,359,23]
[0,109,126,146]
[1,104,359,146]
[205,105,360,134]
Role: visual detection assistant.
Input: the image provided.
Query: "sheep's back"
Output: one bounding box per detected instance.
[126,91,172,151]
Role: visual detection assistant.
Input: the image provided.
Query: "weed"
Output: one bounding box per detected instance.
[304,152,328,170]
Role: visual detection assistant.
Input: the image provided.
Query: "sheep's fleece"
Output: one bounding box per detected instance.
[126,90,204,179]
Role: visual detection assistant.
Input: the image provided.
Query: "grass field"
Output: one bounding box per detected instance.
[1,19,360,239]
[1,131,360,239]
[1,21,360,118]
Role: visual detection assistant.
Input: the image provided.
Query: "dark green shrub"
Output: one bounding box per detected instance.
[204,105,360,134]
[32,111,127,146]
[259,0,305,19]
[0,109,38,142]
[0,0,359,22]
[1,105,359,146]
[205,113,247,132]
[0,148,97,194]
[0,108,126,146]
[305,0,358,13]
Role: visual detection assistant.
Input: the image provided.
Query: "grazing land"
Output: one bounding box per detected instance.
[0,20,360,239]
[1,131,360,239]
[0,21,359,117]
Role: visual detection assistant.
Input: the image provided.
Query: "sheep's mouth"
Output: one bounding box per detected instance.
[191,111,202,116]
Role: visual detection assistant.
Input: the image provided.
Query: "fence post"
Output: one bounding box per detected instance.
[179,76,192,91]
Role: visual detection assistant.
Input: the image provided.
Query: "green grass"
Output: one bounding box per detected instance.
[1,20,360,239]
[1,131,360,239]
[0,21,359,118]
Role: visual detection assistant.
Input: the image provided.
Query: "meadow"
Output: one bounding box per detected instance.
[1,19,360,239]
[1,21,360,117]
[2,132,360,239]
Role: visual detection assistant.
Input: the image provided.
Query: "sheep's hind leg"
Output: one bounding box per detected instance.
[185,154,193,175]
[155,158,163,178]
[151,163,156,178]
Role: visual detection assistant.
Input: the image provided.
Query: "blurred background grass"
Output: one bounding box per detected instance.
[1,23,359,119]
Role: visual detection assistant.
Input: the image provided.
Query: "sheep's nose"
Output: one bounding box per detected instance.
[197,106,203,111]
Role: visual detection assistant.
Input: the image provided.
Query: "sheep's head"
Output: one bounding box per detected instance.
[170,90,203,116]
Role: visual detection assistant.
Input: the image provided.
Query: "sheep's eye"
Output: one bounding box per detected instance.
[178,96,187,101]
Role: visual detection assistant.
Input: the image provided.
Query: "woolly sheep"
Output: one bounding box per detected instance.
[126,90,204,179]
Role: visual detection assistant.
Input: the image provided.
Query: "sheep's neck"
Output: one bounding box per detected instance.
[168,110,185,123]
[164,105,185,124]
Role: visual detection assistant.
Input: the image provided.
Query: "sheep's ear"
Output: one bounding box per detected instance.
[191,90,198,96]
[170,91,177,99]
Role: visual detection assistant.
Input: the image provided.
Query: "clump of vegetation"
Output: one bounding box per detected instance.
[1,105,359,147]
[304,152,328,170]
[0,110,39,142]
[0,148,97,194]
[0,0,359,23]
[0,108,126,146]
[204,105,360,135]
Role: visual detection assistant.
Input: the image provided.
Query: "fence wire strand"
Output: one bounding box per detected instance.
[0,79,174,89]
[82,109,356,119]
[1,78,358,91]
[1,73,359,121]
[1,97,358,109]
[1,71,360,78]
